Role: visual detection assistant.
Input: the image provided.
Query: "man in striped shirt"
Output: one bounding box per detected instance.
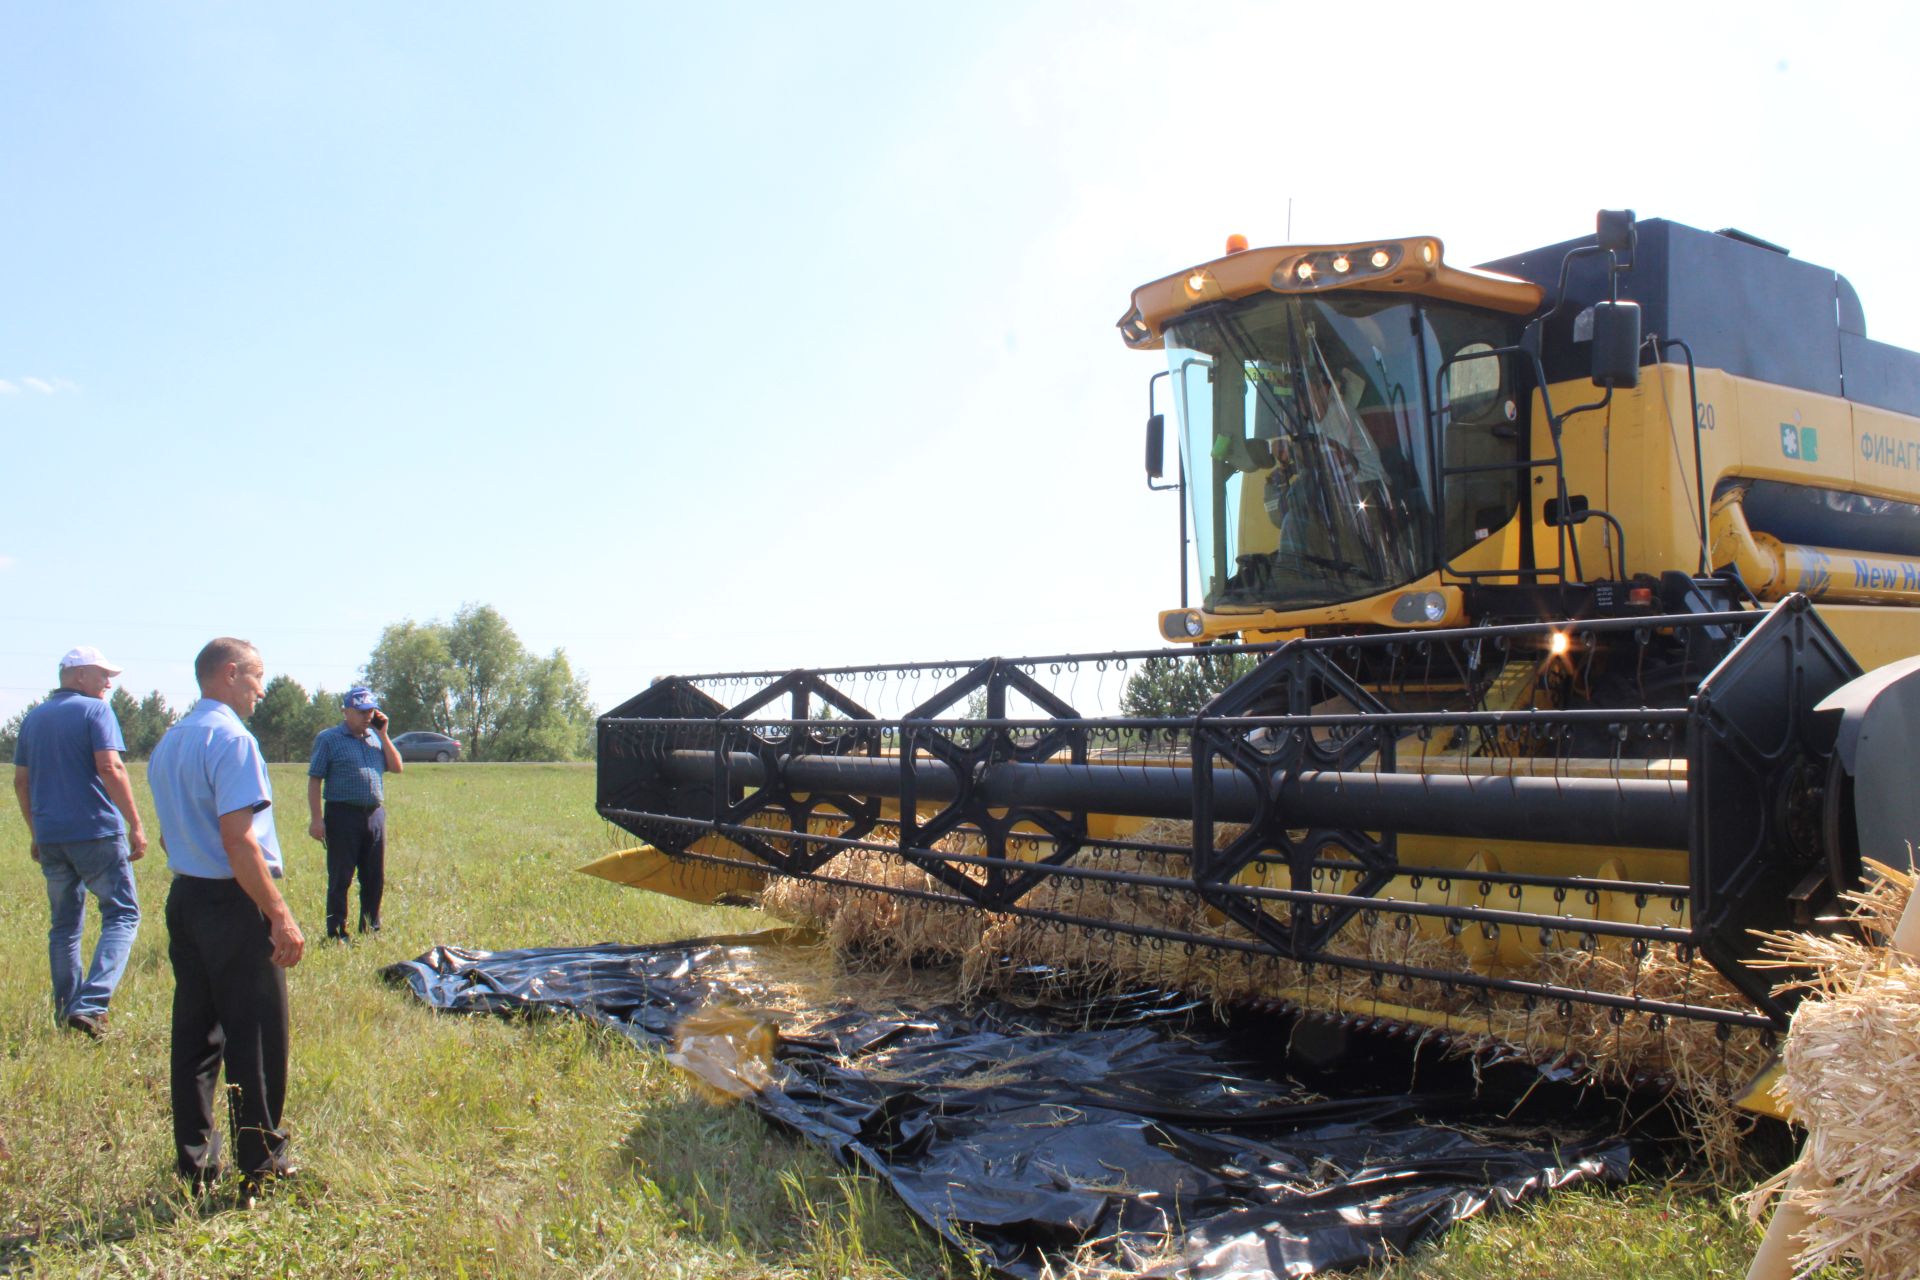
[305,686,403,941]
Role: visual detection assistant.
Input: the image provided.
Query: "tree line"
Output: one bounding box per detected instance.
[2,603,597,765]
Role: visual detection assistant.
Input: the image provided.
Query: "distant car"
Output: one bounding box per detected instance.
[392,731,462,763]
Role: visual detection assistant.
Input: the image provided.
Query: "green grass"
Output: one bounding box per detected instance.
[1,764,1773,1277]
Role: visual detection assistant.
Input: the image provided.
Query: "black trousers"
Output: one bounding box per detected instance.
[166,874,291,1182]
[323,801,385,936]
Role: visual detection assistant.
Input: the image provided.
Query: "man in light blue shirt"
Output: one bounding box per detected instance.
[148,637,304,1195]
[11,646,149,1038]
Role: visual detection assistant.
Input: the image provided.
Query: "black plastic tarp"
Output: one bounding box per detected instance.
[383,936,1635,1277]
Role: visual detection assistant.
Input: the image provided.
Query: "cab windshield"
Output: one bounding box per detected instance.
[1165,291,1513,612]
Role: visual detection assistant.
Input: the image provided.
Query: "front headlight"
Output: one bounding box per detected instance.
[1161,610,1207,640]
[1391,591,1449,625]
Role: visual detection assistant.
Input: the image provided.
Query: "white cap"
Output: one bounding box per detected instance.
[60,646,124,676]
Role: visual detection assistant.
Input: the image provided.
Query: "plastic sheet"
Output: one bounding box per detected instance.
[384,936,1635,1277]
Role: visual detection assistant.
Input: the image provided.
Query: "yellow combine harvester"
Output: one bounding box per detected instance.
[592,212,1920,1115]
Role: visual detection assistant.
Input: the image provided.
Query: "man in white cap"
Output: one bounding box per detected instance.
[10,646,148,1038]
[306,685,402,940]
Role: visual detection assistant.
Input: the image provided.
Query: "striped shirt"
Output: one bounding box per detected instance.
[308,723,387,806]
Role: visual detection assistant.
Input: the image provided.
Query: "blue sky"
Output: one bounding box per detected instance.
[5,1,1919,721]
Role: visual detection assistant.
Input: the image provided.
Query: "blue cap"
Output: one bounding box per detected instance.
[343,686,381,711]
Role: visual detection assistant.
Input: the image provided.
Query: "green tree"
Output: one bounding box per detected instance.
[106,688,177,758]
[303,686,339,756]
[446,603,523,761]
[127,691,178,758]
[1120,652,1261,718]
[492,649,594,762]
[109,688,139,742]
[363,621,458,736]
[250,675,315,763]
[360,604,597,761]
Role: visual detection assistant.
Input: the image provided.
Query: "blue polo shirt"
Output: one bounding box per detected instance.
[12,689,127,843]
[308,723,387,806]
[149,698,284,880]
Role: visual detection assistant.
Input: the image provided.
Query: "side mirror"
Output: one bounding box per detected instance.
[1145,412,1166,481]
[1596,208,1637,260]
[1543,494,1592,527]
[1590,300,1642,388]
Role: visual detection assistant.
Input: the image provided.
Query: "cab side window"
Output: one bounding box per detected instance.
[1425,305,1523,559]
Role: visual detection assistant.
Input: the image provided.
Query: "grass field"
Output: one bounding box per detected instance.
[0,762,1778,1278]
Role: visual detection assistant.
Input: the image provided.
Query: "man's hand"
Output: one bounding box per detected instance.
[15,765,36,862]
[94,751,147,864]
[269,912,305,968]
[308,817,326,843]
[220,807,301,968]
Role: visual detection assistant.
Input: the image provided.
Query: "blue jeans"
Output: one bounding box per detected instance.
[41,834,142,1021]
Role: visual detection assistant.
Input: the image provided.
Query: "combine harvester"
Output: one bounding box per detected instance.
[591,211,1920,1125]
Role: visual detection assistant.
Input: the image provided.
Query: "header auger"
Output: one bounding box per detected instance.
[594,211,1920,1111]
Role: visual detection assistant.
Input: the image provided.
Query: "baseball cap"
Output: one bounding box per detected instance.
[342,686,381,711]
[60,646,124,676]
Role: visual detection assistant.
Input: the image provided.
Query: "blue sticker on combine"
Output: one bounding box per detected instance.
[1779,423,1819,462]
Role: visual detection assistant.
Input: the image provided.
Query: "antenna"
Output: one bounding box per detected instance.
[1286,197,1293,241]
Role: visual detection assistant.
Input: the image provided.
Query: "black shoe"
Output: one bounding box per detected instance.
[239,1166,300,1205]
[178,1163,228,1195]
[325,928,352,943]
[358,918,381,934]
[63,1012,105,1039]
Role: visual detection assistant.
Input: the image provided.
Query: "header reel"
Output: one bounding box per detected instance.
[599,596,1916,1061]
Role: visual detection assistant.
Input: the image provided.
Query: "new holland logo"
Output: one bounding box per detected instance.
[1780,422,1820,462]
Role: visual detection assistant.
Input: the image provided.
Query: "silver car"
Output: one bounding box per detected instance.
[392,731,462,763]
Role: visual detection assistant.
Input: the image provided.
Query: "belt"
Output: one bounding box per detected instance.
[169,873,249,902]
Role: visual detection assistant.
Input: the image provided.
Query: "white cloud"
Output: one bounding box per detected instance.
[0,555,15,571]
[3,377,77,395]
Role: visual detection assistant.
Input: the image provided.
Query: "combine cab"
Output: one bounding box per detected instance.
[593,213,1920,1113]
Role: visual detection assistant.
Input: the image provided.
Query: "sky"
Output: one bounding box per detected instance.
[5,1,1920,722]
